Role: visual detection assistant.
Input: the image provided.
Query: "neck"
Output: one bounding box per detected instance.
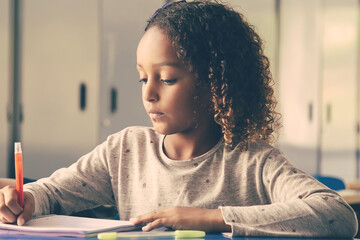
[163,123,222,160]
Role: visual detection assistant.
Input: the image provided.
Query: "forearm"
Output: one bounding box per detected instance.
[23,141,117,216]
[24,167,115,216]
[210,209,231,233]
[131,206,232,233]
[220,194,357,237]
[0,178,16,189]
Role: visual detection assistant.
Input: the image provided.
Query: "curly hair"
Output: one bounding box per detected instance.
[145,0,281,151]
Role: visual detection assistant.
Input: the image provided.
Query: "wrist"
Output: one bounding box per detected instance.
[24,192,35,211]
[210,209,231,233]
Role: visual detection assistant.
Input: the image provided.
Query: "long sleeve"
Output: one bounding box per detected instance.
[23,140,116,216]
[219,149,358,237]
[20,126,358,237]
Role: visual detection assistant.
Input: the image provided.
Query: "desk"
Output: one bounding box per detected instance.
[343,194,360,205]
[339,189,360,205]
[346,181,360,190]
[343,181,360,205]
[0,234,355,240]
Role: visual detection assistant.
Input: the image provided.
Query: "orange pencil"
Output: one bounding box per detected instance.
[14,142,24,207]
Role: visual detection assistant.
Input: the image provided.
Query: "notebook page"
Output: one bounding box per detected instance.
[0,215,138,237]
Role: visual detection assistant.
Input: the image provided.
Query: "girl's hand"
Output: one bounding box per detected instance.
[130,206,231,233]
[0,186,35,225]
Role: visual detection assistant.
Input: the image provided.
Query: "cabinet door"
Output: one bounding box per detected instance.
[98,0,164,142]
[320,0,358,179]
[22,0,99,179]
[277,0,322,174]
[0,0,10,177]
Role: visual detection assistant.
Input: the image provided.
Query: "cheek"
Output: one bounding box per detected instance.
[170,92,197,117]
[141,85,147,107]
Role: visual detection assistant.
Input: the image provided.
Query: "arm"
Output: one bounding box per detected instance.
[132,149,357,237]
[131,206,231,233]
[23,139,116,216]
[0,178,15,188]
[220,149,358,237]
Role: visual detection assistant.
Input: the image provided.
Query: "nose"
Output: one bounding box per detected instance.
[142,78,159,102]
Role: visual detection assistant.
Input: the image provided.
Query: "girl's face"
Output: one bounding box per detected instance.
[136,27,210,136]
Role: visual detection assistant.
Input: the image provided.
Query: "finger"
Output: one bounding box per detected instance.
[17,193,34,226]
[17,211,31,226]
[142,218,166,232]
[2,187,23,215]
[131,210,163,225]
[0,192,17,223]
[17,205,32,226]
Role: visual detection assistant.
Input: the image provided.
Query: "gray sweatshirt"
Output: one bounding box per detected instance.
[24,126,358,237]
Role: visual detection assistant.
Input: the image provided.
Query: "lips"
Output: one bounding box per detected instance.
[148,111,164,120]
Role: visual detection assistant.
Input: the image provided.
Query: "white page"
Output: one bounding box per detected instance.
[0,215,139,237]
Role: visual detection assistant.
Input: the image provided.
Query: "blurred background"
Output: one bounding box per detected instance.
[0,0,359,182]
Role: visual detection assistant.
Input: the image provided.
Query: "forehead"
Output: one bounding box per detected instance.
[136,27,180,65]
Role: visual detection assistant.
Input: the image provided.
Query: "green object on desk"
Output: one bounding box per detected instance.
[97,230,206,239]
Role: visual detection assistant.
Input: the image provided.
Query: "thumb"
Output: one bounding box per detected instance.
[17,208,33,226]
[17,193,35,226]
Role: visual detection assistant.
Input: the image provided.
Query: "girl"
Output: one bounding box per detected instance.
[0,0,357,237]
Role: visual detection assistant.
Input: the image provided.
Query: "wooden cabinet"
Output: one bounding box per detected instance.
[320,0,358,179]
[0,0,10,177]
[277,0,322,175]
[21,0,100,178]
[278,0,359,180]
[2,0,161,179]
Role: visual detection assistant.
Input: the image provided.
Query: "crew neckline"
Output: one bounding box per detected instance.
[159,134,225,166]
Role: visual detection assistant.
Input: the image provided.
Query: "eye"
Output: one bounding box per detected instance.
[160,79,177,85]
[139,78,148,83]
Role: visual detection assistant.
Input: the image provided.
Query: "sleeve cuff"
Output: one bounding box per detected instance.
[218,206,235,236]
[23,182,50,216]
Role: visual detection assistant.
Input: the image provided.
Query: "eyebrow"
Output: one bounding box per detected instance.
[137,62,183,68]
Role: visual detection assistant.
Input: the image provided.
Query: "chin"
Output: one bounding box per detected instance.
[152,126,173,135]
[151,122,176,135]
[152,122,195,136]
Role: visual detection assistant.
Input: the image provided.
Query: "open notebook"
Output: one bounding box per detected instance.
[0,214,140,238]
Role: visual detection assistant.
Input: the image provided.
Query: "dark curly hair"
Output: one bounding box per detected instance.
[145,0,281,150]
